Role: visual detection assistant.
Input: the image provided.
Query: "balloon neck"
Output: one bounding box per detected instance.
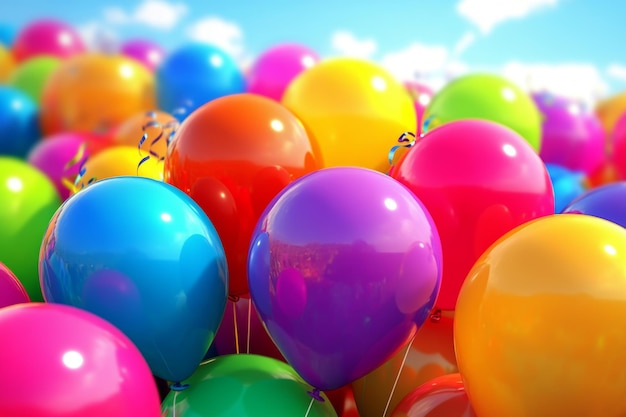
[169,382,190,391]
[429,309,442,323]
[307,388,325,402]
[228,294,240,302]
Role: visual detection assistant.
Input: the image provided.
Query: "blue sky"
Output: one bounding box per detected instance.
[2,0,625,103]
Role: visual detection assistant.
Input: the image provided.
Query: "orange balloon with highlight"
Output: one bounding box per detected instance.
[111,110,179,160]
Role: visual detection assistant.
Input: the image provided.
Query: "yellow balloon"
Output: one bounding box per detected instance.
[596,91,626,136]
[72,145,163,195]
[455,214,626,417]
[281,57,416,172]
[0,44,15,83]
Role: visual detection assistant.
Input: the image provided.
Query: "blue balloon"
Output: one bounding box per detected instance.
[39,177,229,383]
[0,24,16,47]
[0,86,41,158]
[156,43,245,120]
[545,163,586,213]
[562,182,626,227]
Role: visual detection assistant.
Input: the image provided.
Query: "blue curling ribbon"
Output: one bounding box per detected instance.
[387,132,417,166]
[137,113,180,174]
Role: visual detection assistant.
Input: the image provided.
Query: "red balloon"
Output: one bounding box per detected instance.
[165,93,321,296]
[390,119,554,311]
[391,373,476,417]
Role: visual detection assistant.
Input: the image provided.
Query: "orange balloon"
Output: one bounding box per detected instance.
[585,158,619,189]
[455,214,626,417]
[0,44,15,83]
[391,373,476,417]
[112,110,179,160]
[352,313,458,417]
[596,92,626,136]
[165,93,321,297]
[40,53,155,136]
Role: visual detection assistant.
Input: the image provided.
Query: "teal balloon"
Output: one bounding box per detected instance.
[0,86,41,157]
[161,354,338,416]
[39,177,229,383]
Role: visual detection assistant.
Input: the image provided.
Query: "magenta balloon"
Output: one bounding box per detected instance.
[27,133,90,201]
[246,43,320,101]
[248,167,442,391]
[0,262,29,308]
[12,19,85,62]
[533,92,604,174]
[120,38,165,72]
[0,303,162,417]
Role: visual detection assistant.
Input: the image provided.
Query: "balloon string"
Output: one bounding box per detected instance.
[233,300,240,354]
[387,132,417,167]
[172,390,179,417]
[304,396,315,417]
[382,334,416,417]
[246,299,252,354]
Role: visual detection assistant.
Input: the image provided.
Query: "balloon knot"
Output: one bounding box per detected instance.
[307,388,325,402]
[228,294,240,302]
[169,382,189,391]
[430,309,442,323]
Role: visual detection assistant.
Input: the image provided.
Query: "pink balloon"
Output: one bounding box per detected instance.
[0,303,162,417]
[120,39,165,72]
[27,132,90,201]
[405,81,434,135]
[12,19,86,63]
[247,43,320,101]
[0,262,29,309]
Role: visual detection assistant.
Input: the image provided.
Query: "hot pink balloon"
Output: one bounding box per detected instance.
[405,81,434,135]
[246,43,320,101]
[120,39,165,72]
[0,262,29,309]
[0,303,162,417]
[12,19,86,63]
[533,92,604,175]
[27,132,90,201]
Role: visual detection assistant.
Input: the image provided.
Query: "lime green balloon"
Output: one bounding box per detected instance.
[9,56,61,104]
[423,73,542,151]
[0,157,61,301]
[161,354,338,417]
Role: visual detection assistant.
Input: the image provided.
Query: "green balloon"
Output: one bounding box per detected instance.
[161,354,338,417]
[423,73,542,151]
[8,56,61,104]
[0,157,61,301]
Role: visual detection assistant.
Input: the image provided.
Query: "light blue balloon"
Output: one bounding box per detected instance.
[156,42,246,120]
[0,86,40,158]
[545,163,586,213]
[0,24,16,47]
[39,177,229,383]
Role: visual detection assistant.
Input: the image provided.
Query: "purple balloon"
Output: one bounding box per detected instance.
[246,43,320,101]
[562,182,626,227]
[248,167,442,391]
[120,38,165,72]
[533,92,604,175]
[0,262,30,309]
[27,132,90,201]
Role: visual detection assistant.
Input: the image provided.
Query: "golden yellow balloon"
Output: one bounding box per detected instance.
[455,214,626,417]
[72,145,163,195]
[596,92,626,137]
[281,57,416,172]
[0,44,15,83]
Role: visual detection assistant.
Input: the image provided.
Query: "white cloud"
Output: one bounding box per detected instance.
[187,17,246,61]
[502,61,608,106]
[607,63,626,82]
[104,0,188,30]
[457,0,559,34]
[77,22,119,53]
[330,31,377,59]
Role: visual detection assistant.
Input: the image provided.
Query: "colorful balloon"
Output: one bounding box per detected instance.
[545,163,586,213]
[40,53,155,136]
[0,85,41,157]
[39,177,228,383]
[248,167,442,391]
[282,57,416,172]
[9,56,61,104]
[0,24,16,47]
[111,110,179,160]
[0,262,29,308]
[610,111,626,180]
[562,182,626,226]
[596,91,626,137]
[423,73,542,151]
[352,313,457,417]
[165,93,320,296]
[120,38,165,72]
[0,44,15,82]
[390,119,554,310]
[156,43,245,118]
[161,354,337,416]
[0,303,162,417]
[0,157,60,301]
[72,145,164,193]
[12,19,86,63]
[455,214,626,417]
[247,43,320,101]
[533,92,604,174]
[391,373,476,417]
